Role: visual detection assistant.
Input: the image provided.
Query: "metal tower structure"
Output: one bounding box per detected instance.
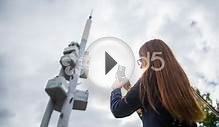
[40,13,92,127]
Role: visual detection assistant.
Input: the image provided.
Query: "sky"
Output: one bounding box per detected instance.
[0,0,219,127]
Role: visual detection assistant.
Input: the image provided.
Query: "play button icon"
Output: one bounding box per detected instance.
[105,52,117,75]
[86,37,135,88]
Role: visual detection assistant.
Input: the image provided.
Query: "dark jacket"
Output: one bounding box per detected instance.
[110,81,197,127]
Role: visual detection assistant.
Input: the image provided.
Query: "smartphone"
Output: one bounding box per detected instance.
[116,65,126,81]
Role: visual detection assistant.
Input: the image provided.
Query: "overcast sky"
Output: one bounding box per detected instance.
[0,0,219,127]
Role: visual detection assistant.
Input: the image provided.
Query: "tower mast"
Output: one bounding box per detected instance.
[57,12,92,127]
[40,12,92,127]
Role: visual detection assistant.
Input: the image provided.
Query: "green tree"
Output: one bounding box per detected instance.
[196,91,219,127]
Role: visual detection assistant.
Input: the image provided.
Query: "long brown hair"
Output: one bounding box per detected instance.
[139,39,205,123]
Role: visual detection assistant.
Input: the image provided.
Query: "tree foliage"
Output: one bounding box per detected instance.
[196,90,219,127]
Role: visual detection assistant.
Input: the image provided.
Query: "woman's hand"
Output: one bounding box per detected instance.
[112,66,130,90]
[123,81,131,91]
[112,77,129,90]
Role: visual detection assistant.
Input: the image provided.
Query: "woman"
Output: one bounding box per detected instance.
[110,39,205,127]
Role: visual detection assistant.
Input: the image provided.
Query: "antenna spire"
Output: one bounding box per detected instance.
[89,10,93,19]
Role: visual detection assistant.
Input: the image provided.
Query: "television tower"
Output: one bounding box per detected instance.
[40,12,92,127]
